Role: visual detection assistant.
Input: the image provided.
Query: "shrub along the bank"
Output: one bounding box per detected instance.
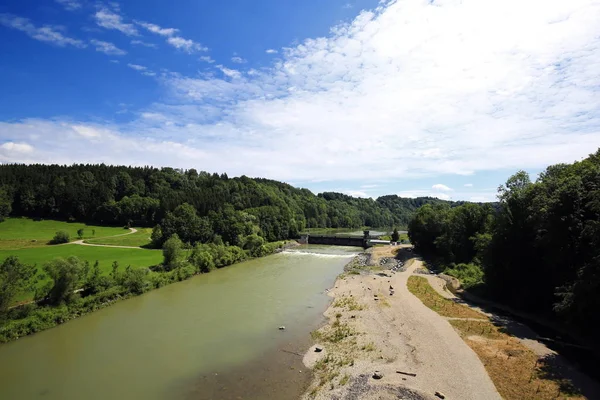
[0,239,287,343]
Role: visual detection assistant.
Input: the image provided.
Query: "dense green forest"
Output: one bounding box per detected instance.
[0,164,453,244]
[408,150,600,338]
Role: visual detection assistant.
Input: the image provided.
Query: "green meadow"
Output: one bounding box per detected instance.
[0,218,162,301]
[0,218,127,250]
[85,228,153,248]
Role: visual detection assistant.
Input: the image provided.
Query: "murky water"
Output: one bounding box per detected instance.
[0,245,359,400]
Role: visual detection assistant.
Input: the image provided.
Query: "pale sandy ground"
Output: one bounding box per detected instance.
[302,257,501,400]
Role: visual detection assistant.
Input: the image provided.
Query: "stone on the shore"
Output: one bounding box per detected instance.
[279,326,285,330]
[372,371,383,379]
[435,391,446,399]
[314,347,323,353]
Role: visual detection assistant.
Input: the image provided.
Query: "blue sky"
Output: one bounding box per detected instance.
[1,0,599,202]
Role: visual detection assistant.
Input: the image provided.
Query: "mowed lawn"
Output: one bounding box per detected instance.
[85,228,153,248]
[1,245,163,302]
[0,218,127,250]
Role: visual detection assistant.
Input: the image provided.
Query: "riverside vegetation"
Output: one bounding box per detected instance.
[408,149,600,340]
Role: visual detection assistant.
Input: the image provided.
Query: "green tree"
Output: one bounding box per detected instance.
[0,256,37,313]
[43,257,85,305]
[121,266,148,294]
[162,234,185,270]
[0,187,11,222]
[391,228,400,242]
[190,245,215,273]
[51,230,70,244]
[77,228,84,239]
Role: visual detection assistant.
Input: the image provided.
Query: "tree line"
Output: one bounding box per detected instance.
[0,164,457,243]
[408,150,600,338]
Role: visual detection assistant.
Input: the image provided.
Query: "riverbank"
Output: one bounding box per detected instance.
[301,247,500,400]
[0,240,292,343]
[302,247,600,400]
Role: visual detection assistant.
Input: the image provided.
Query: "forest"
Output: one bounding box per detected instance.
[408,150,600,338]
[0,164,453,243]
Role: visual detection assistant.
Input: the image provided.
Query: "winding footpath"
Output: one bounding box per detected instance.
[69,228,144,249]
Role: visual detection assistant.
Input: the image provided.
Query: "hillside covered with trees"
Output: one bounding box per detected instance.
[0,164,453,246]
[408,150,600,338]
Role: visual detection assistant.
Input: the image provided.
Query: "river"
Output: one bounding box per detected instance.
[0,245,359,400]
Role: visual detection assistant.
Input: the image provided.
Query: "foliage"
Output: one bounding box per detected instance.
[0,164,462,247]
[42,256,85,305]
[77,228,84,239]
[408,150,600,336]
[391,227,399,242]
[162,234,185,270]
[444,263,484,289]
[0,187,11,222]
[0,256,37,313]
[50,230,70,244]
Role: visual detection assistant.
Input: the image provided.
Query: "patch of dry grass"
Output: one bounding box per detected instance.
[407,276,486,319]
[410,276,584,400]
[333,295,366,311]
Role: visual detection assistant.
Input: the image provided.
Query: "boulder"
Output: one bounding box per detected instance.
[372,371,384,380]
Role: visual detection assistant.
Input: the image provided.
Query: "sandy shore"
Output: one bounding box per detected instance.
[301,248,500,400]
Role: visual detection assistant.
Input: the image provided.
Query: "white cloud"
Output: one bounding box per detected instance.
[231,56,247,64]
[432,184,453,192]
[90,39,126,56]
[135,21,178,36]
[95,8,138,36]
[127,63,147,71]
[0,142,34,153]
[343,190,369,198]
[131,40,157,48]
[464,183,474,187]
[167,36,207,53]
[127,63,156,77]
[109,59,119,64]
[217,65,242,79]
[470,196,488,202]
[55,0,81,11]
[200,55,215,63]
[0,14,86,48]
[2,0,600,194]
[265,49,278,54]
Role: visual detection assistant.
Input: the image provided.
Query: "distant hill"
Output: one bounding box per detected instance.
[0,164,468,243]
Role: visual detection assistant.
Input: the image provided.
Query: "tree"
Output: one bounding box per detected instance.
[162,234,185,270]
[51,231,70,244]
[391,228,400,243]
[190,245,215,273]
[77,228,84,239]
[121,266,148,294]
[0,187,11,222]
[43,257,85,305]
[84,260,113,295]
[0,256,37,313]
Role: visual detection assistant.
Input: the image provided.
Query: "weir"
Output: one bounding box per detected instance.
[299,231,389,248]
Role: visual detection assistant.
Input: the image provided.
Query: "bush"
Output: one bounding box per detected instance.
[50,230,70,244]
[444,263,484,289]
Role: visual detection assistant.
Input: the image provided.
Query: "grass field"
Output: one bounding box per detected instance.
[0,218,162,302]
[0,218,128,250]
[85,228,153,248]
[2,245,162,302]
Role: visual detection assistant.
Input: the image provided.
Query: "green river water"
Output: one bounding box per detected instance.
[0,245,359,400]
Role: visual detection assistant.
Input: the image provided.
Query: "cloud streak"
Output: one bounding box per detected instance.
[95,7,138,36]
[0,13,85,48]
[90,39,126,55]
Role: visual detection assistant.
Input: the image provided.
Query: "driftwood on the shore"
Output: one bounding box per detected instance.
[396,370,417,377]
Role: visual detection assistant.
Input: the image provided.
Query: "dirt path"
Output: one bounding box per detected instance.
[420,268,600,398]
[70,228,143,249]
[303,257,501,399]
